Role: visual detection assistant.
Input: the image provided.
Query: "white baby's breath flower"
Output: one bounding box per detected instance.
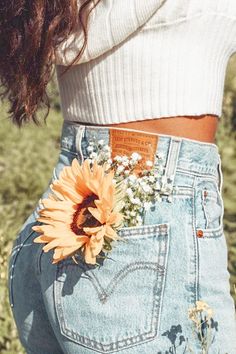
[157,152,164,160]
[130,197,141,205]
[121,156,129,167]
[155,194,162,202]
[126,188,133,198]
[114,155,122,163]
[131,152,142,161]
[98,139,104,146]
[121,155,128,162]
[136,215,143,225]
[87,146,94,153]
[103,145,111,152]
[90,152,98,159]
[161,175,168,184]
[128,175,137,185]
[140,183,152,194]
[154,180,161,190]
[104,151,111,159]
[144,201,152,210]
[130,211,136,217]
[148,175,155,183]
[117,165,125,174]
[146,160,153,167]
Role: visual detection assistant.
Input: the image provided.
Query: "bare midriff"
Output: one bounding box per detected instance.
[85,114,219,144]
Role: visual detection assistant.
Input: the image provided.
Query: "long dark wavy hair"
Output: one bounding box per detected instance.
[0,0,101,127]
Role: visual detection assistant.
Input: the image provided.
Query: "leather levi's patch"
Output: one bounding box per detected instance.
[110,129,159,174]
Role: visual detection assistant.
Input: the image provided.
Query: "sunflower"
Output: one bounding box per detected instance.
[32,158,124,265]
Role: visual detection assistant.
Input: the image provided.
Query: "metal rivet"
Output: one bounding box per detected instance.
[197,230,204,238]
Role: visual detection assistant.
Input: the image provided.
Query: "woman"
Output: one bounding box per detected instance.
[1,0,236,353]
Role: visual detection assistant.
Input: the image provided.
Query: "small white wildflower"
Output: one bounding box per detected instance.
[117,165,125,174]
[121,155,129,162]
[144,201,152,210]
[130,197,141,205]
[103,145,111,152]
[157,152,164,160]
[158,165,164,173]
[147,176,155,183]
[140,182,152,194]
[90,152,98,159]
[136,215,143,226]
[161,175,168,184]
[124,170,130,176]
[146,160,153,167]
[130,211,137,217]
[126,188,133,198]
[103,151,111,159]
[155,194,162,202]
[121,156,129,167]
[87,146,94,153]
[128,175,137,185]
[114,155,123,163]
[167,194,173,203]
[98,139,104,146]
[154,180,161,190]
[131,152,142,161]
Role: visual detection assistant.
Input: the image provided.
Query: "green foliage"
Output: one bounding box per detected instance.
[0,96,63,353]
[0,60,236,352]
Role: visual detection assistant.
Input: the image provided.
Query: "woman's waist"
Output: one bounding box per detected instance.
[82,115,219,144]
[60,120,221,183]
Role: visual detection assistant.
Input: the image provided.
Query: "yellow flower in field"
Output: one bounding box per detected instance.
[32,158,124,265]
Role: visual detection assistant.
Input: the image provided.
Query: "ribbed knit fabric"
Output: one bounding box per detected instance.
[55,0,236,124]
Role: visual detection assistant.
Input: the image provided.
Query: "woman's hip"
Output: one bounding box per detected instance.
[8,120,236,353]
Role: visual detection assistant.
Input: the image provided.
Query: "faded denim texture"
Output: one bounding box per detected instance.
[8,121,236,353]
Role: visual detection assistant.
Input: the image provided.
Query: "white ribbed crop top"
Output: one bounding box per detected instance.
[54,0,236,124]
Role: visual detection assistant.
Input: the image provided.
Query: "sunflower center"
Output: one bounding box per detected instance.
[71,194,101,235]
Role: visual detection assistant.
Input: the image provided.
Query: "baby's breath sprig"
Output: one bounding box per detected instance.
[85,139,176,227]
[188,300,218,353]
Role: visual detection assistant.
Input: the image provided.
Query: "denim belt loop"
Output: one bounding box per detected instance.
[217,152,223,194]
[75,125,85,162]
[162,137,182,200]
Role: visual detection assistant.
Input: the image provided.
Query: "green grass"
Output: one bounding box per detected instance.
[0,105,63,354]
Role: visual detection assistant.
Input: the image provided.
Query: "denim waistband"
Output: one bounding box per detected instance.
[60,120,222,191]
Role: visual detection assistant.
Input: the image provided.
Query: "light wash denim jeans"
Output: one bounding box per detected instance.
[8,121,236,354]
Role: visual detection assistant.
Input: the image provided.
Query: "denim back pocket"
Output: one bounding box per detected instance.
[54,222,170,353]
[194,178,224,238]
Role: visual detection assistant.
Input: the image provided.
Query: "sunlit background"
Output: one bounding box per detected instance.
[0,55,236,352]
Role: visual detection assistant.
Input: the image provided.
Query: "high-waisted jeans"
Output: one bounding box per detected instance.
[8,120,236,354]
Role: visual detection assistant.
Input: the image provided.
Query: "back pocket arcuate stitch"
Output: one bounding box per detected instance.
[54,223,170,353]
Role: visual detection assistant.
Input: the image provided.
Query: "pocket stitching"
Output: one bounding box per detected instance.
[9,224,39,308]
[54,223,170,352]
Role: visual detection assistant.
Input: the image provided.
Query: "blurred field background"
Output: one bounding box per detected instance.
[0,54,236,353]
